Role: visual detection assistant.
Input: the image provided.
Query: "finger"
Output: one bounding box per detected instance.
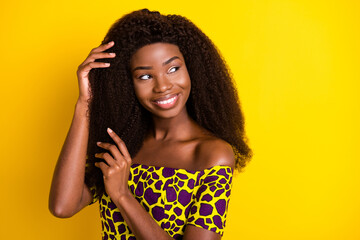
[82,52,116,66]
[78,62,111,75]
[94,161,108,172]
[107,128,131,162]
[96,142,123,162]
[95,152,116,167]
[90,41,115,54]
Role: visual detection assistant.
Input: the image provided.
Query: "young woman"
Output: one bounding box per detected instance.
[49,9,252,240]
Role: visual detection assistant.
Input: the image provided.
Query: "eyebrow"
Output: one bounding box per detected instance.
[132,56,180,72]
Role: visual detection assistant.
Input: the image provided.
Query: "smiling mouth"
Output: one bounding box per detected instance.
[152,93,180,109]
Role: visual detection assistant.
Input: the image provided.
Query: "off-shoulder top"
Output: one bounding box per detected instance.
[89,164,234,240]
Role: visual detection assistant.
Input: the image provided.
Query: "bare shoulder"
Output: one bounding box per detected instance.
[194,136,235,170]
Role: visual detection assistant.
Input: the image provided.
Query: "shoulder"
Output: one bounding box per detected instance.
[194,137,235,170]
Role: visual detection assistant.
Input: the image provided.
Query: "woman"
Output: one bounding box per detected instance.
[49,9,252,240]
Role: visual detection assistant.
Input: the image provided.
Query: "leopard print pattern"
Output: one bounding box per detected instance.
[89,164,233,240]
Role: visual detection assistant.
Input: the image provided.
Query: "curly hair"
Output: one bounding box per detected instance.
[85,8,253,196]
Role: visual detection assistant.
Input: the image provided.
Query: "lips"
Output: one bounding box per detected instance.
[152,93,180,109]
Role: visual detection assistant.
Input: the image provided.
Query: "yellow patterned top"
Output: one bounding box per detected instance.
[89,164,233,240]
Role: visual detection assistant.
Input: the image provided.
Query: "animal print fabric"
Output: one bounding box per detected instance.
[89,164,233,240]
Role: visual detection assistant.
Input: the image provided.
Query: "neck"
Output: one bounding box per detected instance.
[149,107,194,141]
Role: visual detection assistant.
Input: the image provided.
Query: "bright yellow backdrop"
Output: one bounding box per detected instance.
[0,0,359,239]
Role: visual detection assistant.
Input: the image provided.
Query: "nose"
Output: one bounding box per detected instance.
[153,74,173,93]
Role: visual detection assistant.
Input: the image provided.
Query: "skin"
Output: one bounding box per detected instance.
[49,41,235,240]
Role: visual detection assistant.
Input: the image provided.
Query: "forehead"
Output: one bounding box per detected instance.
[130,43,183,67]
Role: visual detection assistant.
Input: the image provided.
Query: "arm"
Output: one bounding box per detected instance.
[182,139,235,239]
[48,41,116,218]
[114,191,174,240]
[113,193,221,240]
[48,100,92,218]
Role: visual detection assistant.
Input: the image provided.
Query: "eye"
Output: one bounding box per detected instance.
[139,74,151,80]
[168,66,180,73]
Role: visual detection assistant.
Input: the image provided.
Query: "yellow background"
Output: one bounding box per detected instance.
[0,0,359,239]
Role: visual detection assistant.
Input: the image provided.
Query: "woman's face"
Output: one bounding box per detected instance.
[130,43,191,119]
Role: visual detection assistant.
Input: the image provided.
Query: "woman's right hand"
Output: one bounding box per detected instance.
[76,41,116,103]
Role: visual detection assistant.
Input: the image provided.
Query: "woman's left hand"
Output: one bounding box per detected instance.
[95,128,132,201]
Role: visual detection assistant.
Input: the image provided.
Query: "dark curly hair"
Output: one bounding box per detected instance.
[85,8,253,197]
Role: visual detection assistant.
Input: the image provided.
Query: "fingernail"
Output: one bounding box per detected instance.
[97,142,101,145]
[109,53,115,56]
[107,128,113,133]
[105,63,110,66]
[108,41,114,45]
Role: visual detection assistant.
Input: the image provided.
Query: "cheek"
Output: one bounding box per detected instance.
[133,82,150,104]
[133,83,143,100]
[179,67,191,88]
[179,73,191,92]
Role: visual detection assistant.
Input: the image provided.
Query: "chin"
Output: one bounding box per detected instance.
[148,106,184,119]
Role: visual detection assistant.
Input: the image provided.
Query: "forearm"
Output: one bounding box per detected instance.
[49,100,90,217]
[114,192,173,240]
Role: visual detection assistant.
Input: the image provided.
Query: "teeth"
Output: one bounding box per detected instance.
[157,96,176,105]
